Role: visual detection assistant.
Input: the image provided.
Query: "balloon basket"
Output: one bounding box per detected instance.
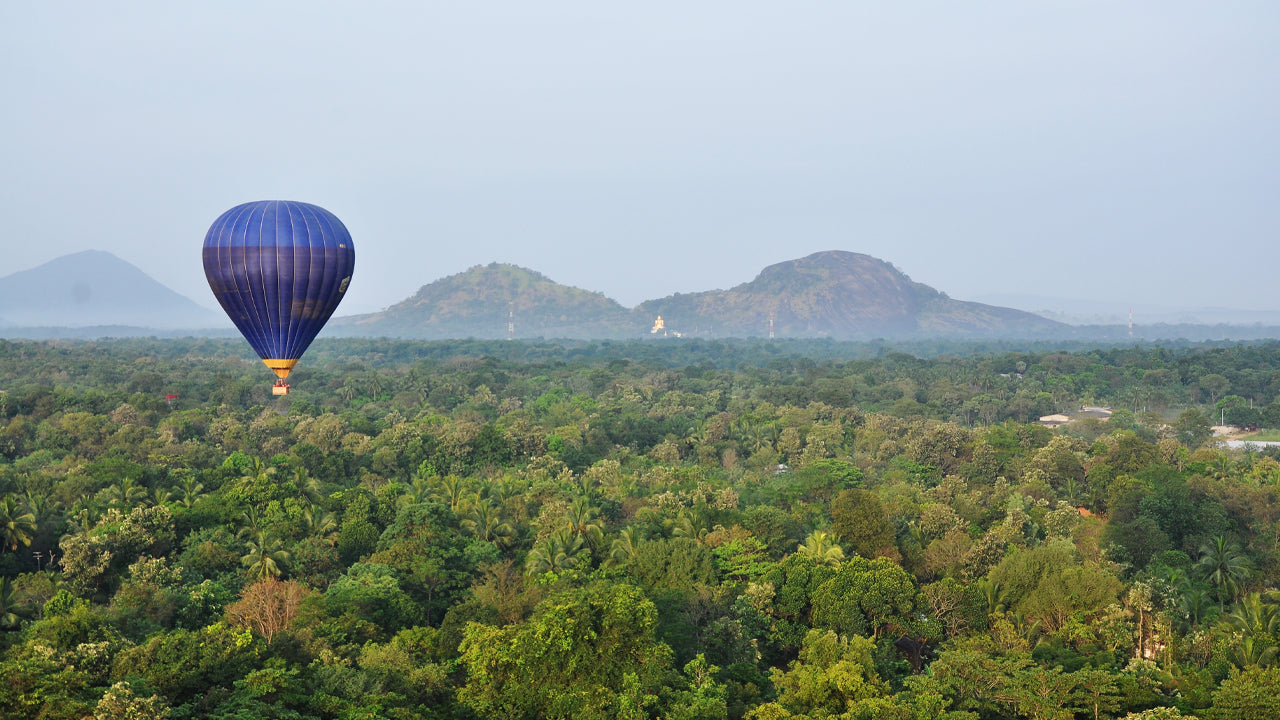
[272,381,290,396]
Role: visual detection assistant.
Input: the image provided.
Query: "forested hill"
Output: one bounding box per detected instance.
[331,263,635,339]
[334,251,1068,340]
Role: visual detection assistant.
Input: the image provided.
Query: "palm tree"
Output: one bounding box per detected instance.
[1182,589,1215,629]
[151,487,173,507]
[238,507,265,539]
[1229,635,1278,669]
[102,478,147,508]
[1223,593,1279,636]
[796,530,845,566]
[1198,536,1253,609]
[364,372,387,398]
[0,496,37,552]
[292,468,325,504]
[432,475,468,513]
[401,475,434,507]
[301,505,338,538]
[22,491,61,526]
[976,578,1009,616]
[0,578,22,630]
[242,531,290,581]
[524,529,584,576]
[1062,477,1084,507]
[65,507,97,539]
[176,476,205,508]
[463,501,513,544]
[672,505,712,543]
[606,527,646,569]
[240,457,273,485]
[903,523,929,553]
[564,498,605,548]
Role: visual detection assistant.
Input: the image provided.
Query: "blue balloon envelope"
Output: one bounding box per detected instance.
[202,200,355,391]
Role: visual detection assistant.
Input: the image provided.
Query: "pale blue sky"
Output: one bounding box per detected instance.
[2,2,1276,316]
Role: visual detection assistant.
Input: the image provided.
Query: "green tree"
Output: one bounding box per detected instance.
[1210,666,1280,719]
[458,582,673,720]
[1198,374,1230,406]
[93,681,171,720]
[810,555,917,639]
[830,489,894,558]
[762,629,888,717]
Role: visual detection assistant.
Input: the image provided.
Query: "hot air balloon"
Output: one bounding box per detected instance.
[203,200,355,395]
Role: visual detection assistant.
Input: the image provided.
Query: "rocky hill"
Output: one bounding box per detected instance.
[636,251,1065,338]
[331,263,635,339]
[0,251,223,330]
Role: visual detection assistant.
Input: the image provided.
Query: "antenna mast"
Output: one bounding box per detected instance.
[508,302,515,340]
[1128,308,1133,339]
[768,311,775,340]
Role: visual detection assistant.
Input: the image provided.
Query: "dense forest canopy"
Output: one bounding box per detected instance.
[2,337,1280,719]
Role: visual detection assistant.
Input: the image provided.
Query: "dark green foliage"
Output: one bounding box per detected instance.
[628,537,718,593]
[2,337,1280,718]
[810,556,917,638]
[458,581,672,719]
[830,488,895,559]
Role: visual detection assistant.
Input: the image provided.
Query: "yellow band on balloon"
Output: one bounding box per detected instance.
[262,359,299,379]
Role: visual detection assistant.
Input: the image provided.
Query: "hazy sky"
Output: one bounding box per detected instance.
[2,2,1276,316]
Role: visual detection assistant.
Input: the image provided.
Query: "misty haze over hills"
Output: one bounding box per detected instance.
[2,250,1278,342]
[969,293,1280,327]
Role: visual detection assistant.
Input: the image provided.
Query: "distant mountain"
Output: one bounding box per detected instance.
[636,251,1066,338]
[335,251,1067,340]
[0,251,224,330]
[331,263,635,339]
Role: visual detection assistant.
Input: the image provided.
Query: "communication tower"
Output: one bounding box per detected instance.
[768,312,775,340]
[1128,308,1133,339]
[508,302,515,340]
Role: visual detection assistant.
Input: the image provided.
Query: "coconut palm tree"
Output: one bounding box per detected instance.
[0,496,37,552]
[672,505,712,543]
[301,505,338,539]
[1198,536,1252,609]
[292,468,326,504]
[1182,589,1215,629]
[463,501,513,544]
[1223,593,1279,636]
[796,530,845,566]
[176,476,205,508]
[606,527,646,569]
[564,498,605,548]
[240,457,274,485]
[524,529,584,576]
[1229,635,1278,669]
[102,477,147,509]
[432,475,469,513]
[22,491,61,527]
[976,578,1009,616]
[151,487,172,507]
[338,382,359,402]
[0,578,22,630]
[242,531,289,581]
